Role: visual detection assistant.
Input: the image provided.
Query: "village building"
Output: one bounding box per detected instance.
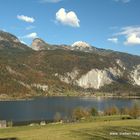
[0,120,7,128]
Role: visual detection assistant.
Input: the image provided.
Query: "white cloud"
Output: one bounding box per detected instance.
[116,26,140,36]
[56,8,80,27]
[23,32,38,39]
[40,0,62,3]
[124,33,140,45]
[116,26,140,45]
[114,0,131,3]
[107,37,118,43]
[17,15,35,23]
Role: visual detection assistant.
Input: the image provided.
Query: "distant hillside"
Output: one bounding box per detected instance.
[0,31,140,99]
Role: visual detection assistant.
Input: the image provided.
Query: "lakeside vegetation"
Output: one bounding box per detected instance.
[67,104,140,121]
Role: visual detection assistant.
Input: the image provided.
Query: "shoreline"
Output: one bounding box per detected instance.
[0,94,140,101]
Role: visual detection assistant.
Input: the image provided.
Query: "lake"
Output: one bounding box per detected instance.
[0,97,139,124]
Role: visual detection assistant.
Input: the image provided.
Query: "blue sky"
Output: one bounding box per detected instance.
[0,0,140,55]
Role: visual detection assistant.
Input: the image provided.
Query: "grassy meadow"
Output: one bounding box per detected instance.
[0,116,140,140]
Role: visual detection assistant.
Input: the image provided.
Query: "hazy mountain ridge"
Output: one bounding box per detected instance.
[0,31,140,98]
[0,30,31,51]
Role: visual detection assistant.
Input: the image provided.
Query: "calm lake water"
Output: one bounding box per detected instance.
[0,97,139,123]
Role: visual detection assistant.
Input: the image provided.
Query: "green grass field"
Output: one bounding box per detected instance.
[0,116,140,140]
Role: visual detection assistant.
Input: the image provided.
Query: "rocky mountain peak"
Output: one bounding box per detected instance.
[31,38,57,51]
[31,38,47,51]
[71,41,92,51]
[0,30,20,43]
[72,41,90,48]
[0,30,30,50]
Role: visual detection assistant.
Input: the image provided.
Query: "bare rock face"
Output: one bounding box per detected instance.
[76,69,112,89]
[76,67,123,89]
[75,68,121,89]
[130,65,140,86]
[58,67,122,89]
[116,59,126,70]
[31,38,47,51]
[57,69,79,84]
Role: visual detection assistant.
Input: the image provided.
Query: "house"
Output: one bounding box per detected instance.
[0,120,7,128]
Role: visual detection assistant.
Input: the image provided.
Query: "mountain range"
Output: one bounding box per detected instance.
[0,30,140,99]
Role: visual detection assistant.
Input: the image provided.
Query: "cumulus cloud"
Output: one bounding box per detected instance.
[17,15,35,23]
[124,33,140,45]
[114,0,131,3]
[107,37,118,43]
[56,8,80,27]
[40,0,62,3]
[116,26,140,45]
[23,32,38,39]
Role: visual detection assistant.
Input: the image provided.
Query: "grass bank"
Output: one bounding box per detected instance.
[0,116,140,140]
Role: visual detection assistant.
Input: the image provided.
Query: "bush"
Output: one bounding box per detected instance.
[7,120,13,127]
[121,116,132,120]
[104,106,119,116]
[129,104,140,119]
[72,107,90,120]
[54,112,62,122]
[90,107,98,116]
[120,107,129,115]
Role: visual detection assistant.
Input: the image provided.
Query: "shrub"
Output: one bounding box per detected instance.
[7,120,13,127]
[90,107,98,116]
[129,104,140,119]
[104,106,119,116]
[121,116,132,120]
[54,112,62,122]
[120,107,129,115]
[72,107,90,120]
